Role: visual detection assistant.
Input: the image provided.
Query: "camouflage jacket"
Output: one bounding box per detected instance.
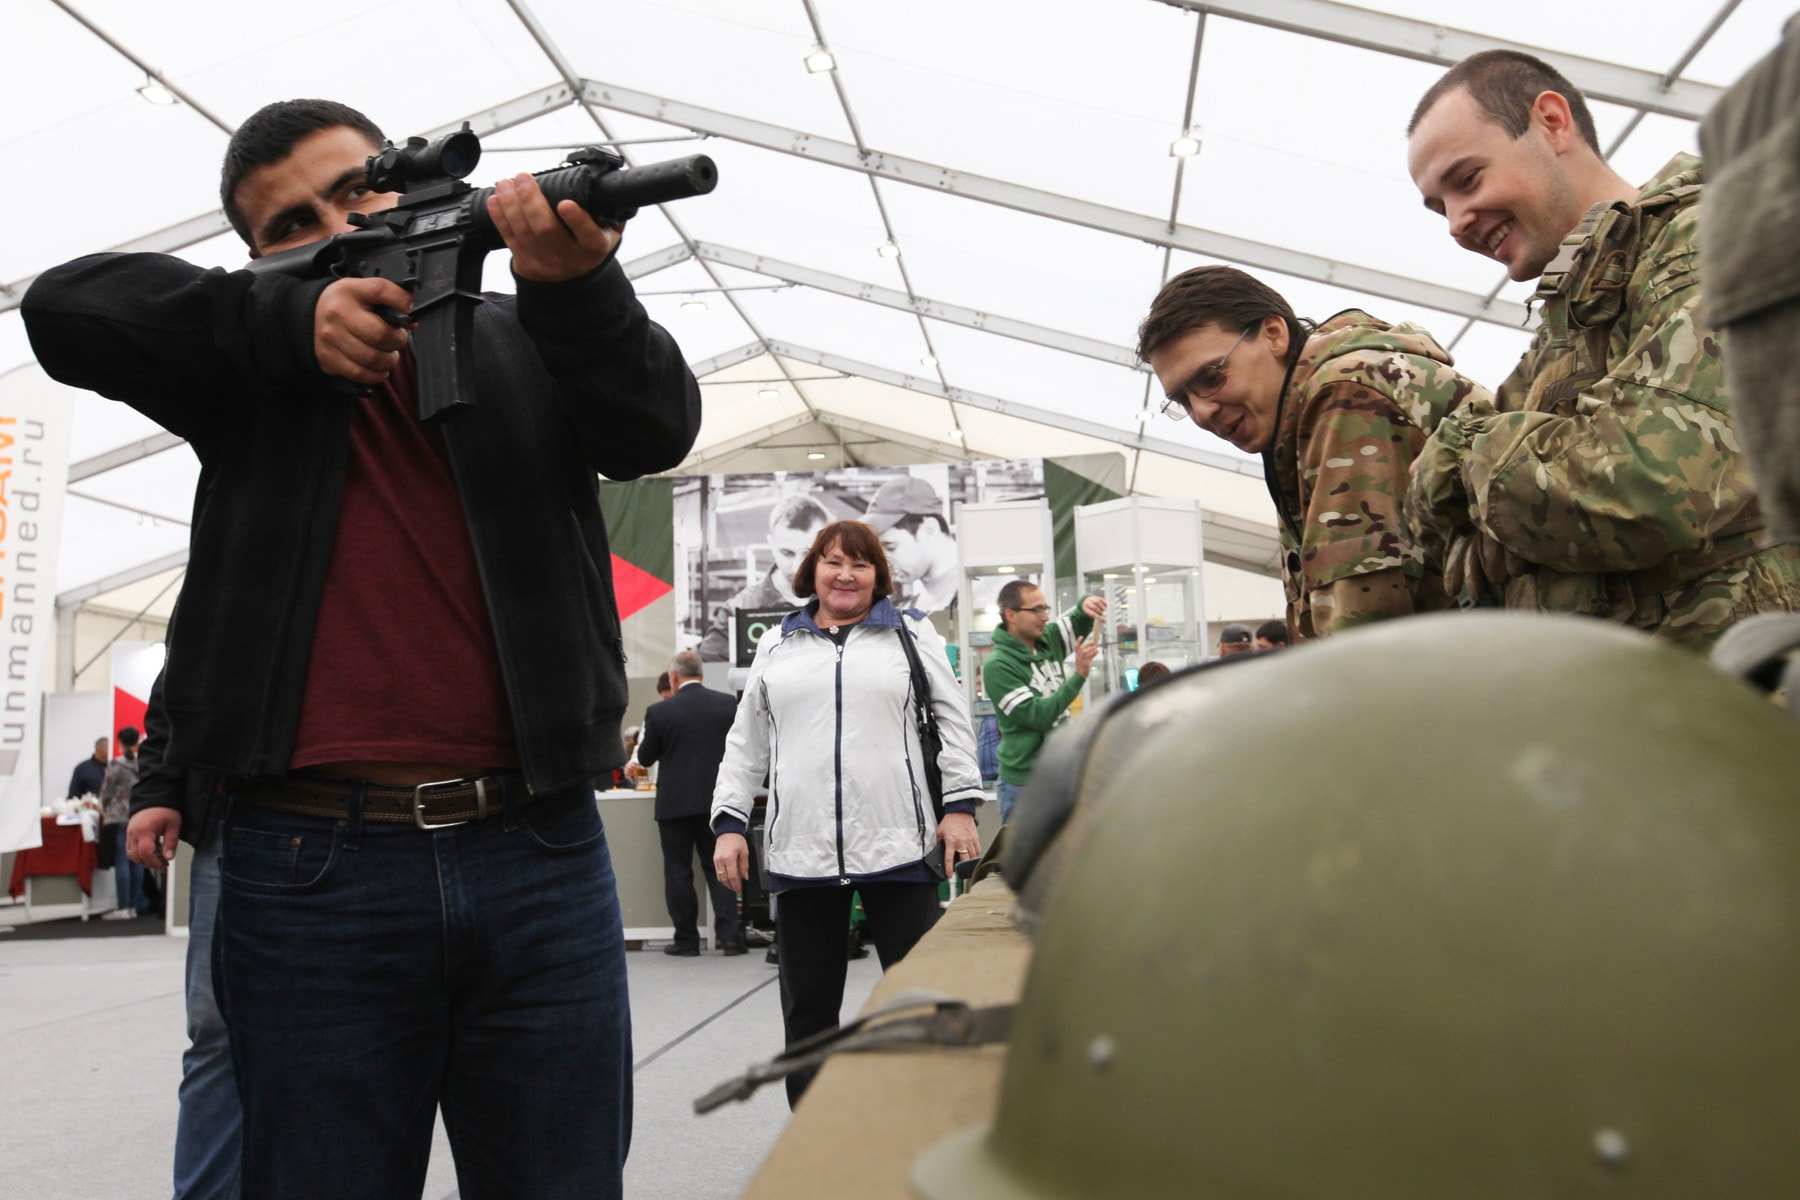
[1408,154,1798,646]
[1270,310,1489,638]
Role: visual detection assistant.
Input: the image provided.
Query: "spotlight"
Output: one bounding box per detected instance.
[920,354,938,368]
[758,386,780,400]
[807,451,826,460]
[1169,133,1201,158]
[680,295,708,313]
[877,241,900,259]
[804,47,837,73]
[138,79,177,106]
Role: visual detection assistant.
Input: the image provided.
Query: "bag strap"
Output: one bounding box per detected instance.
[894,621,945,820]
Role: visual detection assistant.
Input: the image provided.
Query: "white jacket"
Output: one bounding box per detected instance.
[711,599,983,884]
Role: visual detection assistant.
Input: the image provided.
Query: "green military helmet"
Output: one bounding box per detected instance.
[914,613,1800,1199]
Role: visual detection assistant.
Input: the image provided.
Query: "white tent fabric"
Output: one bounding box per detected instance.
[1,0,1786,620]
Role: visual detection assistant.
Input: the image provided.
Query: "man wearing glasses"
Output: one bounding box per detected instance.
[984,581,1105,823]
[1138,265,1489,638]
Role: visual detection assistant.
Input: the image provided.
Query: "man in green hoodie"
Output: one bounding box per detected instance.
[985,581,1105,823]
[1139,266,1489,639]
[1405,50,1797,645]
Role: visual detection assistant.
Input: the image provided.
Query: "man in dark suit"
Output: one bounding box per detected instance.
[637,650,745,956]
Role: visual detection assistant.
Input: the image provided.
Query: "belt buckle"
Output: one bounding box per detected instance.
[413,777,487,831]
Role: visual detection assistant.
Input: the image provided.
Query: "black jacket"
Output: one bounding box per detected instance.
[24,253,700,793]
[635,682,739,821]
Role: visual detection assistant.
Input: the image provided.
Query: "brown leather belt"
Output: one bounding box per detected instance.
[233,773,532,830]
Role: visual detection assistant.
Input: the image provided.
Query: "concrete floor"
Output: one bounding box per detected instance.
[0,903,879,1199]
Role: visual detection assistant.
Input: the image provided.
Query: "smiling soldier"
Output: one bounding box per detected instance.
[1139,266,1489,639]
[1405,50,1797,644]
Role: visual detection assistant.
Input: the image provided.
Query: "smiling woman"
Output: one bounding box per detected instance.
[708,518,985,1109]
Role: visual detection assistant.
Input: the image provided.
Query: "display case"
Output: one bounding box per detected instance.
[953,500,1054,716]
[1074,497,1207,698]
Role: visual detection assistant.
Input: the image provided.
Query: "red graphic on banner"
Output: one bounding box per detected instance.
[113,687,149,754]
[611,553,674,621]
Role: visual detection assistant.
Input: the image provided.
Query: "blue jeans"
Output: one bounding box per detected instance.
[114,823,149,913]
[215,785,631,1200]
[996,779,1023,825]
[174,816,239,1199]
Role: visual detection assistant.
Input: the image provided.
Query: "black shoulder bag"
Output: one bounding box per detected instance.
[895,622,945,822]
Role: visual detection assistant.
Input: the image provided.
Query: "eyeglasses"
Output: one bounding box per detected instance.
[1159,324,1255,420]
[1009,604,1052,616]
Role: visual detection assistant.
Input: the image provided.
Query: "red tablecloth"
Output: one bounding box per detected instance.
[8,817,97,898]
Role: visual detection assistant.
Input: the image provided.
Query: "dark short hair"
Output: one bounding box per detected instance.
[1255,619,1291,646]
[792,520,893,603]
[888,512,949,537]
[221,99,385,248]
[769,493,831,533]
[1136,661,1171,686]
[996,578,1043,633]
[1137,266,1313,369]
[653,671,673,695]
[1408,50,1601,156]
[117,726,140,748]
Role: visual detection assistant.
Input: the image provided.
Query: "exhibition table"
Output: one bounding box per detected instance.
[7,816,98,917]
[739,877,1028,1199]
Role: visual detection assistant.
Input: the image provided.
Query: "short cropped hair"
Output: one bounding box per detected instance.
[889,512,949,537]
[1136,661,1171,686]
[221,99,385,248]
[1137,265,1313,369]
[668,650,704,680]
[1408,50,1601,156]
[117,726,140,749]
[1255,619,1291,647]
[792,521,893,603]
[996,578,1042,633]
[769,493,831,533]
[654,671,672,696]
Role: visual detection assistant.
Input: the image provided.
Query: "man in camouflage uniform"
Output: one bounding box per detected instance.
[1406,50,1798,648]
[1138,265,1489,638]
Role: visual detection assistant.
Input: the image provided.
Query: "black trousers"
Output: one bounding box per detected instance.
[775,881,941,1108]
[657,814,741,949]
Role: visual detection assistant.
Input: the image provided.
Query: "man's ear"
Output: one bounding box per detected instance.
[1530,89,1582,154]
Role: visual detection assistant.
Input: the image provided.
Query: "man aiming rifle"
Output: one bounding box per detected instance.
[23,97,704,1199]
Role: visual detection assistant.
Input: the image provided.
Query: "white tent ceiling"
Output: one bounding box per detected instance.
[1,0,1787,621]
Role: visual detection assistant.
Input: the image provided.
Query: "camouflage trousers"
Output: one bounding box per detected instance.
[1505,542,1800,652]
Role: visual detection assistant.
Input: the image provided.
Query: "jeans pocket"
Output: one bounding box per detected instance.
[221,819,340,894]
[521,795,605,855]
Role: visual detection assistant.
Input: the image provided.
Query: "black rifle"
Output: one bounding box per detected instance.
[246,125,717,421]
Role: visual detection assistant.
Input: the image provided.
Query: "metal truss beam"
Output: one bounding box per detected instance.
[578,80,1527,328]
[691,244,1142,370]
[68,432,187,483]
[688,342,768,379]
[56,549,189,611]
[1155,0,1722,121]
[671,411,820,473]
[763,341,1263,479]
[2,83,584,316]
[817,413,985,464]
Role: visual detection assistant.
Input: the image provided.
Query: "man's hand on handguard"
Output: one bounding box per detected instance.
[487,172,622,282]
[127,807,181,871]
[315,276,413,383]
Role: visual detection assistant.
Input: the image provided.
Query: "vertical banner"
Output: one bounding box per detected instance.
[599,477,676,679]
[0,366,73,853]
[110,641,164,754]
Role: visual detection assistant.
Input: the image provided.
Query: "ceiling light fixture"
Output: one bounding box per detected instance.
[1136,410,1154,424]
[919,354,938,368]
[137,78,177,106]
[1169,133,1201,158]
[877,241,900,259]
[804,46,837,74]
[948,428,964,441]
[757,386,780,400]
[807,451,826,460]
[997,566,1016,574]
[680,294,707,313]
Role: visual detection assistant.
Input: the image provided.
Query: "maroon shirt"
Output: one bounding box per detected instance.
[290,351,519,771]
